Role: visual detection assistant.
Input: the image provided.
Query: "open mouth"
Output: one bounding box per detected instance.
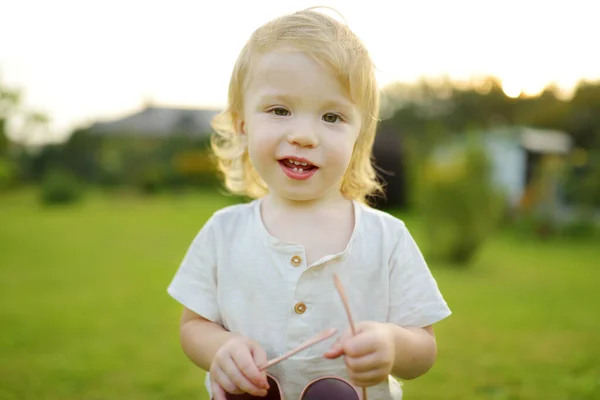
[278,158,319,180]
[279,159,317,172]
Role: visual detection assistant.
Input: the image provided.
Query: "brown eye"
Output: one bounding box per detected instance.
[271,107,290,116]
[322,113,340,123]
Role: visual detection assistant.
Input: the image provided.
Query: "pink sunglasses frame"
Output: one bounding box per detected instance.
[220,273,368,400]
[245,373,362,400]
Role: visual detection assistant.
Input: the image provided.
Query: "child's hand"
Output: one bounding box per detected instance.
[210,335,270,399]
[323,321,395,388]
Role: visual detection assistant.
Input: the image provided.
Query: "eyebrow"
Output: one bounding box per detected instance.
[257,91,354,112]
[256,92,296,105]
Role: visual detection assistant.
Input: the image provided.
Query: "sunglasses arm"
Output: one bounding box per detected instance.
[258,328,338,371]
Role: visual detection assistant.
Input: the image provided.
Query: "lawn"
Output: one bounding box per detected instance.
[0,189,598,400]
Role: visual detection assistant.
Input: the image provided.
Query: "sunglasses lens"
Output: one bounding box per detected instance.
[223,376,281,400]
[302,377,360,400]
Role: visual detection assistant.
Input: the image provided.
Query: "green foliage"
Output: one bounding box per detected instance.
[418,137,505,265]
[0,121,9,156]
[135,165,166,195]
[564,149,600,210]
[39,169,83,205]
[381,78,600,150]
[0,79,21,119]
[22,130,220,195]
[516,154,568,239]
[559,218,599,239]
[558,149,600,238]
[58,133,218,193]
[0,157,16,191]
[379,78,600,236]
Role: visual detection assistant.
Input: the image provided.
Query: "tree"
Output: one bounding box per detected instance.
[0,79,20,156]
[0,76,51,188]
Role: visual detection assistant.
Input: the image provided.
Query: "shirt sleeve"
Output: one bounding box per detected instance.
[167,215,222,324]
[387,222,451,328]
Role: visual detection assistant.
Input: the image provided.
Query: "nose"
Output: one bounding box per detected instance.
[286,116,319,148]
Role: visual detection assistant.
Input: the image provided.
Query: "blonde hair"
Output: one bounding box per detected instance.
[210,7,382,203]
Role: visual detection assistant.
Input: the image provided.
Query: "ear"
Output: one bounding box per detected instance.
[233,112,246,135]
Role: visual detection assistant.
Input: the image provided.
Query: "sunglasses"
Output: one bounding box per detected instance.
[222,273,368,400]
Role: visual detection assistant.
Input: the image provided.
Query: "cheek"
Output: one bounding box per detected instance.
[246,116,280,141]
[246,121,273,150]
[324,134,357,164]
[246,129,279,169]
[247,134,275,157]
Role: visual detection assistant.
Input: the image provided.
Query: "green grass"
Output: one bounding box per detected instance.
[1,189,598,399]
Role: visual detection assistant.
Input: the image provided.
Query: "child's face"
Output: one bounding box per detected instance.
[240,49,363,203]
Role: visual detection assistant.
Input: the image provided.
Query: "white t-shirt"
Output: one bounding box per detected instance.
[168,199,451,400]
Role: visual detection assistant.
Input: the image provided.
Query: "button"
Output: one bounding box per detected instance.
[294,302,307,314]
[290,255,302,267]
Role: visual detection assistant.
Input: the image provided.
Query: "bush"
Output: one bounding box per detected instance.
[418,137,505,265]
[40,169,83,205]
[560,218,599,239]
[0,157,16,191]
[564,148,600,213]
[171,149,219,188]
[135,165,166,195]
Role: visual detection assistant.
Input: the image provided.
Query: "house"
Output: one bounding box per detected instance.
[78,104,222,189]
[88,104,221,137]
[86,103,409,208]
[432,126,573,213]
[486,126,572,211]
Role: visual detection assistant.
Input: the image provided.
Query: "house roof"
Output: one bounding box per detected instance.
[520,127,572,154]
[88,106,221,137]
[431,126,573,166]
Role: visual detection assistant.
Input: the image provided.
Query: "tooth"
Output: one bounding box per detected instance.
[299,168,304,172]
[293,167,298,172]
[289,159,294,163]
[294,161,300,165]
[300,162,308,166]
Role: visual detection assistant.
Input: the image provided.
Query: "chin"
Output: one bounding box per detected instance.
[266,184,317,201]
[277,185,342,203]
[280,190,321,202]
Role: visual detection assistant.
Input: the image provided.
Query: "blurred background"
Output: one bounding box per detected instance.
[1,1,598,399]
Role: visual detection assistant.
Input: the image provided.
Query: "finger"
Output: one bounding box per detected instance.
[232,346,269,390]
[344,352,382,373]
[221,356,267,396]
[323,344,344,359]
[353,321,371,334]
[211,379,228,400]
[323,338,346,358]
[212,364,242,395]
[338,331,353,343]
[248,343,270,388]
[343,334,378,357]
[348,367,389,388]
[323,331,352,358]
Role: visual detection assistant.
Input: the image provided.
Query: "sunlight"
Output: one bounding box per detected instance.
[502,80,522,98]
[522,84,545,97]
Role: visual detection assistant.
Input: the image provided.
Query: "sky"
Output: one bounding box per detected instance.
[1,0,599,142]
